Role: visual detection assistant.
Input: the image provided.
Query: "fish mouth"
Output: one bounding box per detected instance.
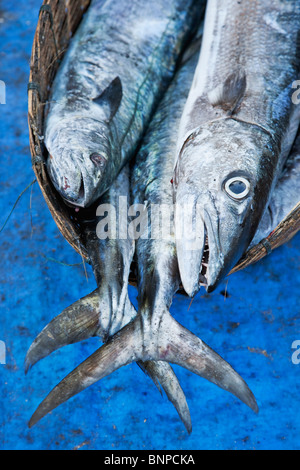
[198,233,209,289]
[175,219,218,296]
[47,158,99,208]
[61,173,86,207]
[58,173,86,207]
[175,192,207,297]
[175,191,229,297]
[47,145,110,208]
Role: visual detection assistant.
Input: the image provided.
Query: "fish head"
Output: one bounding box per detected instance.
[46,117,116,208]
[46,76,124,207]
[174,120,276,296]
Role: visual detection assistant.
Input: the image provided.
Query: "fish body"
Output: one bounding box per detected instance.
[128,40,257,414]
[173,0,300,296]
[45,0,204,207]
[84,166,136,340]
[251,128,300,246]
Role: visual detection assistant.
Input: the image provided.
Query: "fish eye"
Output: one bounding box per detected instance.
[90,153,107,170]
[224,176,250,200]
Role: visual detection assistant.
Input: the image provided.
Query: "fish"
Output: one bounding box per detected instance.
[250,127,300,247]
[45,0,205,208]
[26,33,258,430]
[26,165,192,432]
[173,0,300,297]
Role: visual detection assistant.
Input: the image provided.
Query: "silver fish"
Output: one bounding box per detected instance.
[26,166,191,431]
[45,0,204,208]
[128,36,257,416]
[27,35,259,428]
[251,128,300,247]
[173,0,300,296]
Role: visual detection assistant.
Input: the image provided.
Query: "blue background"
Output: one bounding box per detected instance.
[1,0,300,450]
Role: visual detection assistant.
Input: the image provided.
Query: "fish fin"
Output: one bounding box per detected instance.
[93,76,123,120]
[140,360,192,434]
[24,287,136,373]
[28,313,258,428]
[136,361,163,394]
[27,320,139,428]
[26,295,192,432]
[207,70,247,115]
[24,289,101,374]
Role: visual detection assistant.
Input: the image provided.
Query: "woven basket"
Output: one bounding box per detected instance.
[28,0,300,283]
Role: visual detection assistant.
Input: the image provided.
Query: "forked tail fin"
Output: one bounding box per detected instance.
[26,297,192,432]
[138,360,192,433]
[28,311,258,427]
[25,289,101,374]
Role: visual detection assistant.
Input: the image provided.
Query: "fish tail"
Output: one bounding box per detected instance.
[24,289,101,374]
[26,297,192,432]
[137,360,192,433]
[28,312,258,428]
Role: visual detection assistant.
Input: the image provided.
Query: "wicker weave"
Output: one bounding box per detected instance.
[28,0,300,281]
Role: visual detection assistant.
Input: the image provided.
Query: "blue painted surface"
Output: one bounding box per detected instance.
[0,0,300,450]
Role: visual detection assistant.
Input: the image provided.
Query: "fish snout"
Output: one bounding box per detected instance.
[175,189,211,297]
[47,157,83,203]
[175,187,238,296]
[47,151,108,207]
